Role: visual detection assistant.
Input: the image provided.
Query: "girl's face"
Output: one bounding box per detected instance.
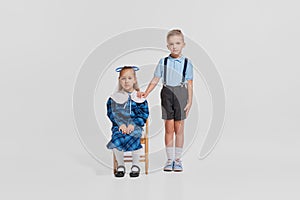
[167,35,185,58]
[119,69,136,92]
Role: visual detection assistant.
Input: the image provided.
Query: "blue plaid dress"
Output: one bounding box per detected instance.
[106,91,149,152]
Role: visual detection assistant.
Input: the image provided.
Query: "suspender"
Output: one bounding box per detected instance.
[182,58,188,85]
[163,57,188,86]
[163,57,168,86]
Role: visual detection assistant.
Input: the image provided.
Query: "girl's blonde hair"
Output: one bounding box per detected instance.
[167,29,184,41]
[118,66,140,91]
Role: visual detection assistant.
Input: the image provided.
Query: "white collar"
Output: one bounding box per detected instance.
[110,90,146,104]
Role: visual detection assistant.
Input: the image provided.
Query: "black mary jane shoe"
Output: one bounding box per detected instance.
[114,165,126,178]
[129,165,140,178]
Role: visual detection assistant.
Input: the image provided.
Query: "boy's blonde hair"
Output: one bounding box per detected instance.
[167,29,184,41]
[118,66,140,91]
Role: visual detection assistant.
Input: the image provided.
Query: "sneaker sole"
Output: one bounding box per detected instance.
[173,169,183,172]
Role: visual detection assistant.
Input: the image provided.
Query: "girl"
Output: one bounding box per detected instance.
[106,66,149,178]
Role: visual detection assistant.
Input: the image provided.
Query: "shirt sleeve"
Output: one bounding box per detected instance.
[153,58,163,78]
[131,100,149,127]
[185,59,193,81]
[106,98,126,127]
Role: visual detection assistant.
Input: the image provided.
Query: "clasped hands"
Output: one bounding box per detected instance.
[119,124,135,134]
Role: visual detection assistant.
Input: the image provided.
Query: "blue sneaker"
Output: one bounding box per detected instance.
[163,159,174,172]
[173,160,183,172]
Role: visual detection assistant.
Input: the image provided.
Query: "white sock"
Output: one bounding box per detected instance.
[132,149,140,171]
[113,148,124,166]
[166,147,174,161]
[175,147,183,161]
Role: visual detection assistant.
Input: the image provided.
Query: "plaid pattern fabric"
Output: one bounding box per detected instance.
[106,97,149,152]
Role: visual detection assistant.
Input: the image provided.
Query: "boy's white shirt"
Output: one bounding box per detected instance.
[110,89,146,104]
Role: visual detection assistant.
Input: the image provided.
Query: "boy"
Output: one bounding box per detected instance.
[139,29,193,172]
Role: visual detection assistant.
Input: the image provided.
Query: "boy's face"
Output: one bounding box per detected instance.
[167,35,185,57]
[119,69,136,92]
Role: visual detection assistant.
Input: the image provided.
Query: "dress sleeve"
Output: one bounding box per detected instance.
[131,100,149,127]
[106,98,126,127]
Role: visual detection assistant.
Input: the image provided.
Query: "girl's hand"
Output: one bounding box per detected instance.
[119,124,127,134]
[184,102,192,117]
[127,124,135,134]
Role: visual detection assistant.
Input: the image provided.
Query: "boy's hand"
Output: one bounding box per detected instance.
[137,91,144,98]
[184,103,192,117]
[119,124,127,134]
[141,92,148,98]
[127,124,135,134]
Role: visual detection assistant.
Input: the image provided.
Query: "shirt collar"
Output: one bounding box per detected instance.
[110,89,146,104]
[168,54,184,63]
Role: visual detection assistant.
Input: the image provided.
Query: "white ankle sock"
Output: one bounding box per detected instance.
[166,147,174,161]
[132,149,140,167]
[175,147,183,161]
[113,148,124,166]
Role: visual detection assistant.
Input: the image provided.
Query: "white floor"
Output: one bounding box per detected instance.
[1,131,299,200]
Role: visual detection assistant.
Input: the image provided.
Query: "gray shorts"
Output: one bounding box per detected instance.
[160,85,188,121]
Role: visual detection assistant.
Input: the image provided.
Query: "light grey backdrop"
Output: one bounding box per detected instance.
[1,0,299,200]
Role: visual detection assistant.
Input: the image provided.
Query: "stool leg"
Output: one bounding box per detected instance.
[145,138,149,175]
[113,153,117,174]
